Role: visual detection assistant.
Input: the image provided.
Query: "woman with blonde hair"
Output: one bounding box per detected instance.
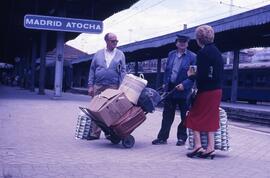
[186,25,224,159]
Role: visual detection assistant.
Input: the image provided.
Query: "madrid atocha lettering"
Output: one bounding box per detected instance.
[24,15,103,33]
[25,19,101,30]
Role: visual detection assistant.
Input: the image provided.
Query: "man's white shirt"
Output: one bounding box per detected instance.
[104,48,116,68]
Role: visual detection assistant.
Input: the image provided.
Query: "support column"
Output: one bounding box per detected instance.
[19,57,24,88]
[24,44,31,89]
[38,31,47,95]
[156,58,161,89]
[30,40,37,92]
[54,31,65,97]
[230,49,239,103]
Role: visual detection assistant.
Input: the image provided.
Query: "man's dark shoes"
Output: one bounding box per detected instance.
[152,138,167,145]
[176,139,186,146]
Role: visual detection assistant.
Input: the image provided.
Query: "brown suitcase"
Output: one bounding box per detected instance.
[112,106,146,138]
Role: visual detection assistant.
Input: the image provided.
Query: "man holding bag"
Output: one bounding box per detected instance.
[152,35,196,146]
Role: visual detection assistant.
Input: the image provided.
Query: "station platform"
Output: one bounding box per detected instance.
[221,102,270,125]
[0,85,270,178]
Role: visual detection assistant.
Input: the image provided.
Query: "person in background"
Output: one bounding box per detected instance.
[87,32,126,140]
[186,25,224,159]
[152,35,196,146]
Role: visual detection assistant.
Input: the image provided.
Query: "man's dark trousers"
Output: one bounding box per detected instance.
[157,97,188,141]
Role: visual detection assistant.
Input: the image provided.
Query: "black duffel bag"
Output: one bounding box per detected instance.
[137,87,161,113]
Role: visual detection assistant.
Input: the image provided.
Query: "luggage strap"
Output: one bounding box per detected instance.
[79,107,111,135]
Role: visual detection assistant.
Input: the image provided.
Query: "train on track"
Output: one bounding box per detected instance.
[131,60,270,104]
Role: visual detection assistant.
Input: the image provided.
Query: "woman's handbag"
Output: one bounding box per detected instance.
[187,88,198,107]
[187,81,197,107]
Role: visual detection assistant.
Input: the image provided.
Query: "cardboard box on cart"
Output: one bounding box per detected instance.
[89,89,133,127]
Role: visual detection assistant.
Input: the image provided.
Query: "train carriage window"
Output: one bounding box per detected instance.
[223,69,232,87]
[127,62,136,73]
[161,58,167,72]
[267,74,270,87]
[225,80,232,86]
[238,73,244,87]
[138,61,143,73]
[138,59,158,73]
[244,73,254,87]
[255,75,267,87]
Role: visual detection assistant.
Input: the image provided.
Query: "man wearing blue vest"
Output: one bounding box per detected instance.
[152,35,196,146]
[87,32,126,140]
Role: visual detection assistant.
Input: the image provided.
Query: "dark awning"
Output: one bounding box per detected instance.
[0,0,138,64]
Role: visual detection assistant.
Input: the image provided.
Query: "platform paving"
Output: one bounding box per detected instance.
[0,85,270,178]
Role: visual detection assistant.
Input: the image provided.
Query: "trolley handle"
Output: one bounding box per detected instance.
[144,87,177,115]
[79,107,106,127]
[159,87,177,103]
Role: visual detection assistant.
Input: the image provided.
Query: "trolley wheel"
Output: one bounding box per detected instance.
[122,135,135,148]
[110,136,121,144]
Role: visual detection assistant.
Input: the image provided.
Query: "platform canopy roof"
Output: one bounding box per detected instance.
[71,4,270,64]
[118,4,270,61]
[0,0,138,64]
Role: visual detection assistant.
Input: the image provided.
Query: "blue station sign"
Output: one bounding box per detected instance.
[24,14,103,34]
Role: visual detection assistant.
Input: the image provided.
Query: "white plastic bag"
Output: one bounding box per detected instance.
[119,74,148,104]
[75,110,93,140]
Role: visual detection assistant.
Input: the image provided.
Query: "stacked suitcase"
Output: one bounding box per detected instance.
[112,106,146,138]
